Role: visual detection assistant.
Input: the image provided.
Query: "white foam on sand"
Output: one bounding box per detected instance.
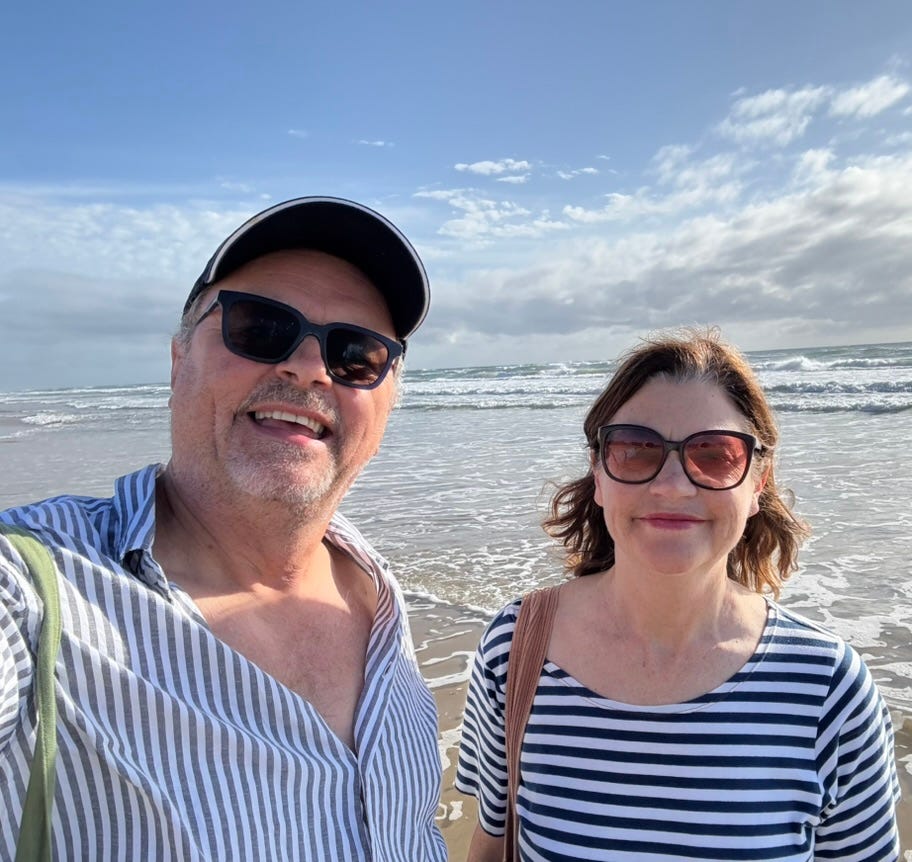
[437,724,463,773]
[424,664,474,690]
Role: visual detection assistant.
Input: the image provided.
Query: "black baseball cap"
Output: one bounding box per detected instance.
[184,196,430,341]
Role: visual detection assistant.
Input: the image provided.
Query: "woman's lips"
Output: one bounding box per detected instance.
[640,513,705,529]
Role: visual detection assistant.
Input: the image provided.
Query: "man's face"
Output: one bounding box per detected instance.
[168,249,400,512]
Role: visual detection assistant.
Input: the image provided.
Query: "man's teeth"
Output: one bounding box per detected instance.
[253,410,325,435]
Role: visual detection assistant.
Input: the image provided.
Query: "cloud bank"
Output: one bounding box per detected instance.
[1,69,910,387]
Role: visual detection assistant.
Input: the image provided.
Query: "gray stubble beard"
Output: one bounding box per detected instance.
[226,382,348,511]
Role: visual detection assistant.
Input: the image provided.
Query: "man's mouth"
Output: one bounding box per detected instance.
[251,409,327,439]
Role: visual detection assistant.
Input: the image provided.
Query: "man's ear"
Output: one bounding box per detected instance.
[170,337,183,389]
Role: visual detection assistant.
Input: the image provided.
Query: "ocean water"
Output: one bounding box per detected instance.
[2,341,912,718]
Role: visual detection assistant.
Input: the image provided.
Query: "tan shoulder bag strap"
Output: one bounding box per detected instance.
[503,585,560,862]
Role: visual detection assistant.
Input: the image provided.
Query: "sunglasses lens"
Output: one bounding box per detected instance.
[224,298,299,361]
[216,292,395,388]
[601,426,753,489]
[603,427,665,482]
[325,328,391,385]
[683,434,750,489]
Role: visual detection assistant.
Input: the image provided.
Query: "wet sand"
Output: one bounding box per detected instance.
[409,599,912,860]
[408,599,485,861]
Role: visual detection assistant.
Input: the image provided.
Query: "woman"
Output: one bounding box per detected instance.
[456,330,899,861]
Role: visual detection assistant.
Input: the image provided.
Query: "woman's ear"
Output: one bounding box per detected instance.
[591,450,606,508]
[749,467,769,517]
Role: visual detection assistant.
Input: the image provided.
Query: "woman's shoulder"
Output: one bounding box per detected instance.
[484,584,565,636]
[479,598,522,648]
[477,585,564,663]
[767,601,848,650]
[765,600,875,688]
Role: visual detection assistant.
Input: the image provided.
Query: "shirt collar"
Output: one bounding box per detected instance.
[111,465,393,599]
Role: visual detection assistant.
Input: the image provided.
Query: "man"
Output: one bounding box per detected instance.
[0,197,447,860]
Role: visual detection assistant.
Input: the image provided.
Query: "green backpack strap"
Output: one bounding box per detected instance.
[0,524,61,862]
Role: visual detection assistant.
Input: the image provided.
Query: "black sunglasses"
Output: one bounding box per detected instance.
[596,424,765,490]
[194,290,403,389]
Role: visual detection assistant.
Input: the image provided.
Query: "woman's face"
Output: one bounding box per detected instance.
[593,376,765,582]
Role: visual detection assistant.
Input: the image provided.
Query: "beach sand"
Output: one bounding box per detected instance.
[410,600,912,860]
[409,601,484,861]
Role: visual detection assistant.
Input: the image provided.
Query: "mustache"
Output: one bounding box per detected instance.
[237,381,340,425]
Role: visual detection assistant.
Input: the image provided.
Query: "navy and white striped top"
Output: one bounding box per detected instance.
[1,465,446,861]
[456,597,900,861]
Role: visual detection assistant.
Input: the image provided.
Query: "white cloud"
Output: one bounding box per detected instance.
[454,158,532,176]
[716,73,911,149]
[665,153,739,189]
[653,145,693,183]
[287,129,309,139]
[829,74,909,118]
[414,188,567,243]
[412,189,460,202]
[0,195,247,283]
[717,85,829,146]
[4,65,911,387]
[791,148,836,185]
[432,151,912,349]
[218,180,254,193]
[556,167,599,180]
[565,151,743,223]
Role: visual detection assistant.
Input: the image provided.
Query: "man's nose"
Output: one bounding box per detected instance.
[274,334,333,387]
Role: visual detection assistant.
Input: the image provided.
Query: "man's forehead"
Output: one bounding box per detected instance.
[216,250,396,329]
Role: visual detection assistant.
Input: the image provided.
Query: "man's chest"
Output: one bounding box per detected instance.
[200,596,374,748]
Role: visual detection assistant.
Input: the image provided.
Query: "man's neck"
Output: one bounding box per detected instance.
[152,467,340,596]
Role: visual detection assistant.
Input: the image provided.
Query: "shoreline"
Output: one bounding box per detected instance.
[408,598,486,860]
[408,597,912,858]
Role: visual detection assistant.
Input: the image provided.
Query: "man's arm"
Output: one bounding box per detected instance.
[0,541,33,755]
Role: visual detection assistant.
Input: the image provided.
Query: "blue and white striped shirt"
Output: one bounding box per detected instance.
[456,597,900,861]
[1,465,446,861]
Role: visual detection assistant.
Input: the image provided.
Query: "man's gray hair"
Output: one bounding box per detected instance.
[174,291,210,347]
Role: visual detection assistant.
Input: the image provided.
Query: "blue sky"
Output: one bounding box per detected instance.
[2,1,911,389]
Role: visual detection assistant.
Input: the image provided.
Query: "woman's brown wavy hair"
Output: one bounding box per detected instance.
[542,328,809,597]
